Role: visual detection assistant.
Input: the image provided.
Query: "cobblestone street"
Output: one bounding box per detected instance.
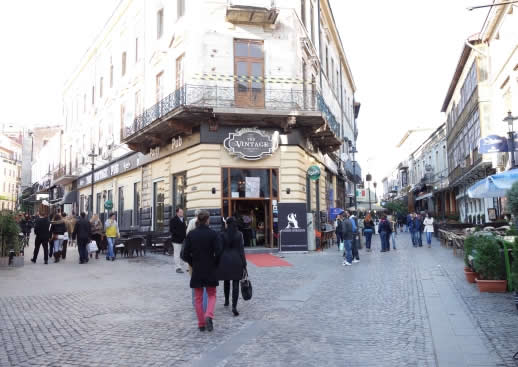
[1,232,517,367]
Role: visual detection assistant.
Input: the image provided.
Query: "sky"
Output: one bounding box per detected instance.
[0,0,489,179]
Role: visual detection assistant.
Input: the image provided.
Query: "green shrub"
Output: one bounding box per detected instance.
[512,241,518,291]
[473,236,506,280]
[506,228,518,236]
[463,235,478,268]
[0,212,21,257]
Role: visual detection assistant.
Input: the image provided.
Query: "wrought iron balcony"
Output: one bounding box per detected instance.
[52,165,78,186]
[123,84,342,154]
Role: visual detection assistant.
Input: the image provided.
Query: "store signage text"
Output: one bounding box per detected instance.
[307,165,321,180]
[223,128,278,160]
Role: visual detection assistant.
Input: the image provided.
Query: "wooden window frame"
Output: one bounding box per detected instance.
[157,9,164,39]
[233,39,265,108]
[121,52,127,76]
[156,71,164,103]
[177,0,185,19]
[176,55,184,89]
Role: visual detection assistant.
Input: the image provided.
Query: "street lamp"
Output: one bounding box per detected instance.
[373,182,377,203]
[366,173,372,211]
[88,147,98,217]
[349,145,358,212]
[503,111,518,168]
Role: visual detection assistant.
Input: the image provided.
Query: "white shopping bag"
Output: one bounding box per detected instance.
[87,241,99,253]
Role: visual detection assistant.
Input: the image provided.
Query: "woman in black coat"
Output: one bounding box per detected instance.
[215,217,247,316]
[49,214,67,263]
[181,211,221,332]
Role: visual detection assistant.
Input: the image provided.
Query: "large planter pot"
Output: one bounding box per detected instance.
[464,266,471,272]
[464,270,478,283]
[475,279,507,293]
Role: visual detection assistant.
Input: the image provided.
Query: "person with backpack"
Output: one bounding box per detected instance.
[378,215,392,252]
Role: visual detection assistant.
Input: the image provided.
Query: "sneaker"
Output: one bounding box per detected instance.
[342,261,352,266]
[199,326,206,332]
[176,268,184,274]
[30,259,36,264]
[352,259,360,263]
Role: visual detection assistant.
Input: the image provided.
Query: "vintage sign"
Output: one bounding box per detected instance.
[278,203,308,252]
[307,165,321,180]
[223,128,278,160]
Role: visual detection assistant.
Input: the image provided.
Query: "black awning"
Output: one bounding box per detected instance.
[62,190,78,205]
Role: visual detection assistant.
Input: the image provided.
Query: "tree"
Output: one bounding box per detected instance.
[506,181,518,228]
[382,201,408,217]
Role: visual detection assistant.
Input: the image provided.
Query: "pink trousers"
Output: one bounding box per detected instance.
[194,287,216,327]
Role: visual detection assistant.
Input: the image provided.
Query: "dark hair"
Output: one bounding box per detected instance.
[62,212,67,217]
[80,212,86,218]
[197,210,209,224]
[225,217,239,245]
[53,214,62,221]
[176,207,183,213]
[110,213,116,219]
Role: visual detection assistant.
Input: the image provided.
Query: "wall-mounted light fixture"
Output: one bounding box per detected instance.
[286,188,291,194]
[211,187,216,194]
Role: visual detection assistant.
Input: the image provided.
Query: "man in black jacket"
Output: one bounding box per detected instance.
[31,211,50,264]
[73,212,91,264]
[169,207,187,273]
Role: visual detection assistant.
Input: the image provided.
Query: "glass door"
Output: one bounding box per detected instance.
[153,180,165,232]
[234,39,264,108]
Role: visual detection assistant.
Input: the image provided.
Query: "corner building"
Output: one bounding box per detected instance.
[62,0,359,248]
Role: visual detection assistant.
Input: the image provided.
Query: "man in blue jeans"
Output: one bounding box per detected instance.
[341,212,354,266]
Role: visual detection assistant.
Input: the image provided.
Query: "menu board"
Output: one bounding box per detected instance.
[245,177,260,198]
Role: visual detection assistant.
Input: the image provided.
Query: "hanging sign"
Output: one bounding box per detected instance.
[307,165,321,180]
[104,200,113,210]
[278,203,308,252]
[223,128,278,160]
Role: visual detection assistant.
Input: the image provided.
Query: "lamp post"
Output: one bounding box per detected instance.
[373,181,377,203]
[504,111,518,169]
[366,173,372,212]
[350,146,358,212]
[88,147,98,217]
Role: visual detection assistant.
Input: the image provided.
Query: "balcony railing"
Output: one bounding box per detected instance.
[124,84,340,140]
[52,165,78,185]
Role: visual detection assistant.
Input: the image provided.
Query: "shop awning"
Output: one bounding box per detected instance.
[59,190,78,205]
[467,168,518,198]
[348,203,387,212]
[415,192,433,201]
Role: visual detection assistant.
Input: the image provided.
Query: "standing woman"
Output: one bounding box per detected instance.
[90,214,103,259]
[104,213,119,261]
[216,217,247,317]
[50,214,66,262]
[363,213,375,252]
[423,213,434,248]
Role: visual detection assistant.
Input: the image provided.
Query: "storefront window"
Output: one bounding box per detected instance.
[222,169,229,197]
[133,182,140,226]
[172,172,187,210]
[96,193,101,214]
[336,177,345,209]
[326,171,333,211]
[153,181,165,232]
[230,168,270,198]
[118,187,124,226]
[272,169,278,198]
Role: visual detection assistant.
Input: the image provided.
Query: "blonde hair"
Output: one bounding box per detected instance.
[90,214,99,222]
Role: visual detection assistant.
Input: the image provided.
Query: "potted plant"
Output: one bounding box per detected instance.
[473,236,507,292]
[0,212,23,268]
[463,235,478,283]
[507,181,518,230]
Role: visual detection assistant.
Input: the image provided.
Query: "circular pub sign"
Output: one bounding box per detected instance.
[307,165,321,181]
[104,200,113,211]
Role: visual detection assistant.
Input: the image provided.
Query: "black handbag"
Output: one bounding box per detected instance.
[240,268,252,301]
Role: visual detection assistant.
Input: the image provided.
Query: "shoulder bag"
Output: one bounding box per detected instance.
[240,268,253,301]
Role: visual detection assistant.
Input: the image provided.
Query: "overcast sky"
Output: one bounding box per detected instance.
[0,0,488,179]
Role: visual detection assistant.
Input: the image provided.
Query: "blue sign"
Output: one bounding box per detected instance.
[329,208,344,221]
[479,135,508,153]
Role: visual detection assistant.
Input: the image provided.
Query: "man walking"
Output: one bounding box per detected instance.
[31,211,50,264]
[170,207,187,273]
[341,212,354,266]
[181,210,221,332]
[349,212,360,263]
[73,212,91,264]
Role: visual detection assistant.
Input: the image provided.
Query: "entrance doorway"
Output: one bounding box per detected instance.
[221,167,279,247]
[231,199,271,247]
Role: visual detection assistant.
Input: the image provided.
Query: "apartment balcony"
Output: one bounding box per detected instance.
[344,159,362,184]
[122,84,342,154]
[52,165,78,186]
[226,0,279,25]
